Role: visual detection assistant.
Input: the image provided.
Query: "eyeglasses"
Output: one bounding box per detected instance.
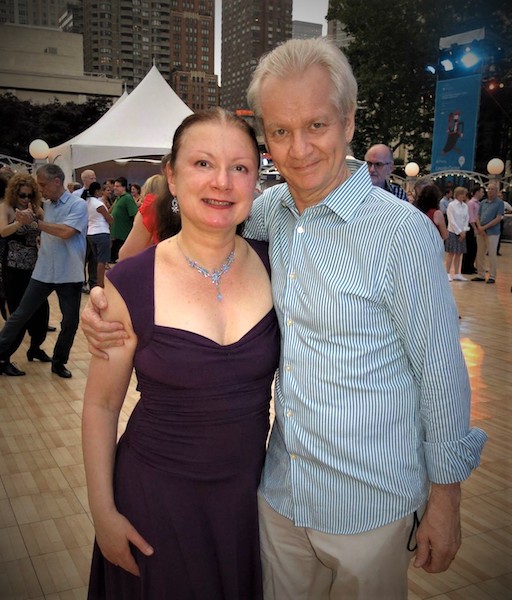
[366,161,392,169]
[18,192,35,199]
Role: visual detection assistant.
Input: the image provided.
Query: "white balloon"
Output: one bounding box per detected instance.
[29,139,50,160]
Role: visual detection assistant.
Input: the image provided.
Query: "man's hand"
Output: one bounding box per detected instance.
[414,483,461,573]
[80,287,128,359]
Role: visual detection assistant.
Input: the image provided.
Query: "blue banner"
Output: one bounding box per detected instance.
[431,74,482,172]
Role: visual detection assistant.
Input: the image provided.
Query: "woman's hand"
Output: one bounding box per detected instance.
[81,287,128,359]
[14,208,34,225]
[94,509,154,576]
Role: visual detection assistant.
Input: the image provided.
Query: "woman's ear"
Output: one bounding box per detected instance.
[165,162,176,197]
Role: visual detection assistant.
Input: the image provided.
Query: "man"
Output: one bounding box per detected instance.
[472,182,504,284]
[496,192,511,255]
[364,143,407,200]
[73,169,97,199]
[0,164,87,378]
[461,184,484,275]
[82,39,486,599]
[244,37,485,599]
[439,183,454,216]
[73,169,98,292]
[109,176,138,262]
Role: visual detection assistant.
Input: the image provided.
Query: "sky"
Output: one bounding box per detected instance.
[214,0,329,80]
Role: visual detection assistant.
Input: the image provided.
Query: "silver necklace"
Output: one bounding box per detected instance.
[178,242,235,301]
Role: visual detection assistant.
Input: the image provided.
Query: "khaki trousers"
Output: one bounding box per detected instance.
[258,494,418,600]
[475,232,499,280]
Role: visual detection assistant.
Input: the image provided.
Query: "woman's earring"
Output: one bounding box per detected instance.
[171,197,179,214]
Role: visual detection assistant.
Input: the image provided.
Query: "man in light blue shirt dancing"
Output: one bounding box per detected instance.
[0,164,87,378]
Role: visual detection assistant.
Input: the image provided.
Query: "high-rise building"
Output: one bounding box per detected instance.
[292,20,322,40]
[78,0,218,109]
[221,0,292,112]
[0,0,69,27]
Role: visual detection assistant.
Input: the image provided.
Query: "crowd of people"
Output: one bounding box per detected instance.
[0,163,146,378]
[0,34,505,600]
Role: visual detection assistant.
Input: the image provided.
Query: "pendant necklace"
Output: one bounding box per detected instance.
[177,240,235,301]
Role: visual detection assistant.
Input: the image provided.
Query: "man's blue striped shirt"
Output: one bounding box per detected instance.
[245,162,487,534]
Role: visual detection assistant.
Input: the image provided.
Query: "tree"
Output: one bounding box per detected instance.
[327,0,512,172]
[0,95,111,162]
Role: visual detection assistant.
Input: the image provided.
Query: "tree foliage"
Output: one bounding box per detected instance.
[327,0,512,171]
[0,95,111,162]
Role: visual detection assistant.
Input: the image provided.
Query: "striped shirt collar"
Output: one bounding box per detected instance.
[277,158,373,224]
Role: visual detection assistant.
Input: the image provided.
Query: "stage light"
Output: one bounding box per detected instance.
[461,49,480,69]
[441,59,454,72]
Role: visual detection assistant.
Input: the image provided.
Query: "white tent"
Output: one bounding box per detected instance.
[47,66,193,180]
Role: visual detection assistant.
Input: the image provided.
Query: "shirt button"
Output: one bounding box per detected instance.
[285,364,292,372]
[289,272,297,280]
[297,226,305,234]
[286,409,293,417]
[287,319,293,326]
[290,453,297,460]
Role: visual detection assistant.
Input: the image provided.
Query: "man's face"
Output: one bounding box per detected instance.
[37,174,61,201]
[113,181,125,197]
[487,184,498,200]
[82,171,96,188]
[364,148,393,188]
[260,64,354,212]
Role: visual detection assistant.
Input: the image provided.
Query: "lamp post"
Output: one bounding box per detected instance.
[404,161,420,192]
[486,158,504,189]
[28,139,50,172]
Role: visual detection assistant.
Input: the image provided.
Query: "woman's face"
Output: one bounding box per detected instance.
[167,121,259,234]
[16,185,35,209]
[131,185,139,196]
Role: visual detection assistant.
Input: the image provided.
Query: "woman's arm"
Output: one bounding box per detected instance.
[0,203,21,237]
[434,210,449,241]
[98,204,114,226]
[82,279,153,575]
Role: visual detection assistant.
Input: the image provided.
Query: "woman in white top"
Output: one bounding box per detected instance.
[445,186,469,281]
[86,182,114,288]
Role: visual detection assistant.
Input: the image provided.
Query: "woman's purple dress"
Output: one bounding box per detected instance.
[87,240,280,599]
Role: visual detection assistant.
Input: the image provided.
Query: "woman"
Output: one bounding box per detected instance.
[0,173,50,376]
[85,181,114,288]
[82,108,280,598]
[445,186,470,281]
[130,183,142,207]
[415,183,448,241]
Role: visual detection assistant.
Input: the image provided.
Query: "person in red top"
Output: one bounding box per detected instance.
[415,184,448,241]
[117,173,174,260]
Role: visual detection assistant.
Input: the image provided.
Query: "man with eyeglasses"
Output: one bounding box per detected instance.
[0,164,87,378]
[364,143,408,200]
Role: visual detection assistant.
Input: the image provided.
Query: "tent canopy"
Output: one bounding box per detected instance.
[48,66,193,176]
